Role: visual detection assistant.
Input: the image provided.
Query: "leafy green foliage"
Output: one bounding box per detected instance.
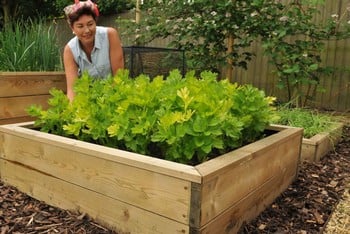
[120,0,350,107]
[120,0,283,73]
[28,69,278,164]
[0,0,134,27]
[0,18,62,71]
[274,106,340,138]
[52,0,134,16]
[260,1,350,108]
[27,88,71,136]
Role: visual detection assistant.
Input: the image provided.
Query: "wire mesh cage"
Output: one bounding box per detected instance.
[123,46,186,78]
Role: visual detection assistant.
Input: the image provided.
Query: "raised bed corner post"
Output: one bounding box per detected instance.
[226,34,234,82]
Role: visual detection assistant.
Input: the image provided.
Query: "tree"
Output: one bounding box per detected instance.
[121,0,350,107]
[122,0,285,77]
[260,1,350,107]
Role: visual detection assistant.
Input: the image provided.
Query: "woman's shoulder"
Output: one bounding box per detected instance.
[96,26,115,32]
[96,26,116,32]
[96,26,107,32]
[106,27,119,38]
[66,36,79,49]
[96,26,117,38]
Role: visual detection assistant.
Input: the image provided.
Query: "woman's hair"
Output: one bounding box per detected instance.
[66,5,98,26]
[64,0,99,26]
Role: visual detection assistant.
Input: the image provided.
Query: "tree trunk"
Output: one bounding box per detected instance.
[226,35,234,82]
[135,0,141,45]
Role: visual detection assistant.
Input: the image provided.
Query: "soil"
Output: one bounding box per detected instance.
[0,126,349,234]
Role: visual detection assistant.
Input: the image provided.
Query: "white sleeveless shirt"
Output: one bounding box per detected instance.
[68,26,111,79]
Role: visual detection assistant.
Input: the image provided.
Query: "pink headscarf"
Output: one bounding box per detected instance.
[64,0,99,18]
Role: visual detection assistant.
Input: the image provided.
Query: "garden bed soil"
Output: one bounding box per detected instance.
[0,125,349,233]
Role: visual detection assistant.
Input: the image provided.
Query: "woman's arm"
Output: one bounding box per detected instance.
[107,27,124,75]
[63,45,79,102]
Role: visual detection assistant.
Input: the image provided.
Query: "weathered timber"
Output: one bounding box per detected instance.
[301,123,344,162]
[0,72,66,125]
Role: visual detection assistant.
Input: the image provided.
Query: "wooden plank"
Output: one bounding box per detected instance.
[0,116,35,125]
[196,127,302,178]
[0,72,66,124]
[197,159,298,234]
[301,123,343,161]
[0,160,190,234]
[0,95,50,119]
[0,130,195,224]
[196,127,302,225]
[0,72,66,97]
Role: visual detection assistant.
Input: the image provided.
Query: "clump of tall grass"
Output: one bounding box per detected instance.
[274,106,340,138]
[0,18,62,71]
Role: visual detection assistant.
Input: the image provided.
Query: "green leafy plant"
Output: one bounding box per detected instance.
[28,69,278,164]
[119,0,350,107]
[0,0,134,27]
[274,106,340,138]
[52,0,133,16]
[0,18,62,71]
[261,1,350,108]
[119,0,282,73]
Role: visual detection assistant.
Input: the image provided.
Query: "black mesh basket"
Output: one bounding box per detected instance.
[123,46,186,78]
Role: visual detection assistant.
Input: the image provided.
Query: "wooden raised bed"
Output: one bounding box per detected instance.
[301,123,344,162]
[0,122,303,233]
[0,72,66,125]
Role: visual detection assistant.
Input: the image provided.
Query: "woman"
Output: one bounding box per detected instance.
[63,0,124,101]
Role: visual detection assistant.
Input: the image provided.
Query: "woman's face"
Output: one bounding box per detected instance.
[71,14,96,45]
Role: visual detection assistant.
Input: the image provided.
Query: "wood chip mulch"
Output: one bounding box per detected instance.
[1,125,350,234]
[0,183,117,234]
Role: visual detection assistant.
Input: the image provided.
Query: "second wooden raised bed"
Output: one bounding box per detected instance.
[301,123,344,162]
[0,72,66,125]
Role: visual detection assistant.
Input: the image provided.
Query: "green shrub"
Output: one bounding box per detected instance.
[28,69,278,164]
[0,18,62,71]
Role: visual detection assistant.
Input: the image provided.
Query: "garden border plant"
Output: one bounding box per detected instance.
[275,106,341,139]
[274,106,344,161]
[28,69,278,164]
[0,17,62,71]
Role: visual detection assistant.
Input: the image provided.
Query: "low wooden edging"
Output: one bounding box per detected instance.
[0,72,66,125]
[301,123,344,162]
[0,122,303,233]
